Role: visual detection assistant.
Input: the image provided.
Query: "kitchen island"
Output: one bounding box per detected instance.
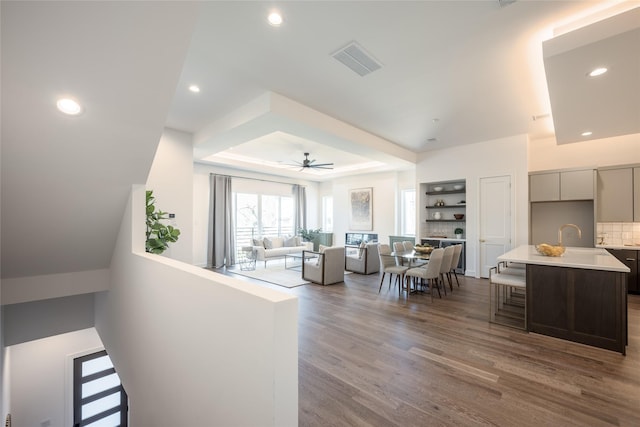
[498,245,630,354]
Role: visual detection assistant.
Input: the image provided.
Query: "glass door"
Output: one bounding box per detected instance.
[73,350,128,427]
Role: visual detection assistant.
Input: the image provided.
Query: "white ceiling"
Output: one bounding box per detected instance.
[1,1,638,279]
[166,1,640,179]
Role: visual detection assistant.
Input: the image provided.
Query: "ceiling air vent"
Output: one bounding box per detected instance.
[331,42,382,77]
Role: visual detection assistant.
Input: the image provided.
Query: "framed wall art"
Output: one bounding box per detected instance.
[349,187,373,230]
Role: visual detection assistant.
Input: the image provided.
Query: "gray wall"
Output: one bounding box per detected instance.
[4,293,95,346]
[530,201,594,247]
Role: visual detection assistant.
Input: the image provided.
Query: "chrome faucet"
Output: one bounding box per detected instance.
[558,224,582,246]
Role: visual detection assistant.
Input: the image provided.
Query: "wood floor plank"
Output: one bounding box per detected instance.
[215,267,640,426]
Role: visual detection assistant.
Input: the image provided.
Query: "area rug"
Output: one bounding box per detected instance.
[228,264,310,288]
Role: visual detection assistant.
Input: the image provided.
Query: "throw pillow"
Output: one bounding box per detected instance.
[316,245,329,266]
[284,236,297,247]
[271,237,284,248]
[252,238,264,248]
[295,236,302,246]
[263,237,274,249]
[358,242,366,259]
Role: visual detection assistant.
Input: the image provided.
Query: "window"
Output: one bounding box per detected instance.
[322,196,333,232]
[401,189,416,236]
[74,350,128,427]
[234,192,294,254]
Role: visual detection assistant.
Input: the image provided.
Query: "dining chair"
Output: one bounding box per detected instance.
[404,248,444,301]
[439,245,455,294]
[378,244,409,294]
[404,240,427,267]
[449,244,463,287]
[393,242,406,266]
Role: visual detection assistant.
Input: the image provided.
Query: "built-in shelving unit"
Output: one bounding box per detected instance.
[419,180,466,238]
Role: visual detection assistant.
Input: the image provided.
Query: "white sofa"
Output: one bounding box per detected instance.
[251,236,313,267]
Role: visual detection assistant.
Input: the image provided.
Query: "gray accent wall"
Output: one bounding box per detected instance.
[4,293,95,346]
[530,201,594,248]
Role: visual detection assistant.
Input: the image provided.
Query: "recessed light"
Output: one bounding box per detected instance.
[188,85,200,93]
[56,98,82,115]
[581,131,593,137]
[587,67,607,77]
[268,11,283,26]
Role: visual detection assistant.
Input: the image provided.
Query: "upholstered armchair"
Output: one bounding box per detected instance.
[344,242,380,275]
[302,246,346,285]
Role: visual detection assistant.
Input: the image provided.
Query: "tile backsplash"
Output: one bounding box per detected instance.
[596,222,640,246]
[425,222,466,239]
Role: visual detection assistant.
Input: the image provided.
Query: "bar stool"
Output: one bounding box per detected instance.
[489,265,526,330]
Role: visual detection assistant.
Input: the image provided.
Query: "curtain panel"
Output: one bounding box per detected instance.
[292,184,306,234]
[208,174,236,268]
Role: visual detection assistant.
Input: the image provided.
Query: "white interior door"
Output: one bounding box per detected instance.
[479,175,512,277]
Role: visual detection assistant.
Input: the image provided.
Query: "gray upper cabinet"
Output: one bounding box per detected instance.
[530,169,594,202]
[635,167,640,222]
[560,169,594,200]
[597,168,633,222]
[530,173,560,201]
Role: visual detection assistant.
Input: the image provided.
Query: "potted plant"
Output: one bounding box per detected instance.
[297,227,322,242]
[297,227,323,250]
[146,190,181,254]
[454,228,464,239]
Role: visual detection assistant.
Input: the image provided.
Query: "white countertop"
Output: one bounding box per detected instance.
[498,245,630,272]
[422,237,466,242]
[596,244,640,250]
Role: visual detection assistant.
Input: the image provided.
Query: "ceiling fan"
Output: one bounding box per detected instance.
[291,152,334,171]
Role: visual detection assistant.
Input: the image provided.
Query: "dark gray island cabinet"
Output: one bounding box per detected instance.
[498,246,630,355]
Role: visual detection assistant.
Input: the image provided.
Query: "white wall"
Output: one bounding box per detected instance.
[95,186,298,426]
[416,135,529,277]
[330,171,401,246]
[529,133,640,171]
[8,327,104,427]
[193,162,319,267]
[1,307,8,426]
[146,128,194,263]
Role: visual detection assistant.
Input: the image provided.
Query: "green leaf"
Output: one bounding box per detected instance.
[145,189,180,254]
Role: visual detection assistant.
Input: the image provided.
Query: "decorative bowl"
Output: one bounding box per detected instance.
[535,243,565,257]
[453,184,464,190]
[433,186,443,192]
[414,245,434,254]
[453,214,464,220]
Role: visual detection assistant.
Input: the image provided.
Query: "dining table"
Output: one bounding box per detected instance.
[389,250,430,267]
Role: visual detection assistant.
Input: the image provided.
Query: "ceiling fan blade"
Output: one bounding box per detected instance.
[311,163,334,167]
[312,166,334,169]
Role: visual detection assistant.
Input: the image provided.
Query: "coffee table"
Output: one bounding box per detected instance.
[285,252,317,270]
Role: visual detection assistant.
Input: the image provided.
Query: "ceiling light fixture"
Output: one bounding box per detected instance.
[56,98,82,115]
[587,67,607,77]
[188,85,200,93]
[581,131,593,137]
[268,11,283,27]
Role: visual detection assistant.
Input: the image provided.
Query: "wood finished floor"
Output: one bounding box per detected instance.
[216,268,640,426]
